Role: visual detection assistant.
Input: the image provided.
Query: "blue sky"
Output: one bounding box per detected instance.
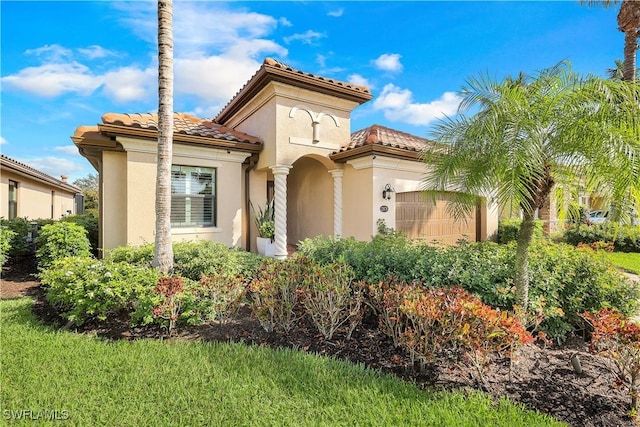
[0,1,622,182]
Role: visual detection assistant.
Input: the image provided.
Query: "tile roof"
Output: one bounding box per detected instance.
[101,112,262,145]
[215,58,372,124]
[340,124,433,153]
[263,58,371,95]
[0,154,82,194]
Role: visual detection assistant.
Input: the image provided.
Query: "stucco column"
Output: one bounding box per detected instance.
[329,169,344,238]
[270,165,292,259]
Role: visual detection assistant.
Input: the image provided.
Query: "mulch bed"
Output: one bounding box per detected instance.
[1,256,635,427]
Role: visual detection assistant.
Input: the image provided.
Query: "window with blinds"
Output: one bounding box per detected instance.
[171,165,216,227]
[8,180,17,220]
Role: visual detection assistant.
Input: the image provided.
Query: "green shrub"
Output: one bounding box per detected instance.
[105,244,155,267]
[0,226,16,266]
[497,218,544,244]
[564,223,640,252]
[41,257,159,326]
[0,217,54,257]
[298,234,421,283]
[527,241,639,339]
[62,214,99,255]
[106,241,262,280]
[173,241,261,280]
[36,222,92,270]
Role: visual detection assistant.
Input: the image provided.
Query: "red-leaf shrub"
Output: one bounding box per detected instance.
[153,276,185,335]
[302,263,363,340]
[585,309,640,411]
[198,270,247,324]
[248,258,309,333]
[400,286,533,384]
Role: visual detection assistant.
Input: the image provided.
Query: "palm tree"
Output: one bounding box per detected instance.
[607,58,640,80]
[152,0,174,274]
[424,61,640,311]
[580,0,640,81]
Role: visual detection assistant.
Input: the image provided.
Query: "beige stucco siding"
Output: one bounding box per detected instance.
[0,169,77,220]
[101,151,128,250]
[97,137,252,251]
[342,164,373,241]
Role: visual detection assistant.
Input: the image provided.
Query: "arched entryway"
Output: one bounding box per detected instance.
[287,156,335,245]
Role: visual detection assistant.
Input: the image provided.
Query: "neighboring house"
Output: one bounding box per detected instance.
[73,58,499,258]
[0,154,83,220]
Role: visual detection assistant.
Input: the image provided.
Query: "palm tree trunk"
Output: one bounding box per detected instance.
[618,0,640,81]
[153,0,174,274]
[622,29,638,81]
[514,211,536,311]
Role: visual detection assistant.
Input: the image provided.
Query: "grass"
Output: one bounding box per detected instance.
[605,252,640,274]
[0,298,564,426]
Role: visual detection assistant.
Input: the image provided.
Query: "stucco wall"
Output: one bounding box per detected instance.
[287,157,333,245]
[0,169,77,220]
[101,151,127,250]
[342,163,373,241]
[99,137,252,251]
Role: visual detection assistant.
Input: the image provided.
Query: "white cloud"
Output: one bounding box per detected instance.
[3,3,289,106]
[78,45,118,60]
[101,66,156,103]
[54,145,81,156]
[328,8,344,17]
[316,54,327,68]
[25,44,73,61]
[348,74,371,88]
[1,62,102,98]
[115,2,281,57]
[17,156,85,179]
[175,56,264,104]
[0,136,7,145]
[373,84,461,126]
[279,17,293,27]
[373,53,403,73]
[284,30,325,45]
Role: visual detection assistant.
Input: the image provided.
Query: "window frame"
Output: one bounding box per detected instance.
[8,180,18,220]
[170,165,217,228]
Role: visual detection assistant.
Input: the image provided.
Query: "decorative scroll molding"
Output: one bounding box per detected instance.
[289,105,340,144]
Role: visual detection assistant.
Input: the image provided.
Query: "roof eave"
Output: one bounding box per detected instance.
[97,124,263,154]
[330,145,423,163]
[0,159,82,194]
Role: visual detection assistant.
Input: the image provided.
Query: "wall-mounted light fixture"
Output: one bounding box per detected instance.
[382,183,395,200]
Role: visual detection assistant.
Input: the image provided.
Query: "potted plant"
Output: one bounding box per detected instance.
[251,199,275,256]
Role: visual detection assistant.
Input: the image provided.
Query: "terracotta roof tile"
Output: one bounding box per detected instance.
[101,112,262,145]
[0,154,82,193]
[339,124,433,153]
[263,58,371,94]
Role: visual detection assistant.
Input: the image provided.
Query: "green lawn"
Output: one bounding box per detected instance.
[0,298,563,427]
[605,252,640,274]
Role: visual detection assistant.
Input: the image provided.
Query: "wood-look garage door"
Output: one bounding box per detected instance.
[396,192,479,245]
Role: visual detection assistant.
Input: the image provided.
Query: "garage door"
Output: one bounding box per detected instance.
[395,192,479,245]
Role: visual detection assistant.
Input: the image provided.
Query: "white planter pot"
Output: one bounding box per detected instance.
[256,237,275,257]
